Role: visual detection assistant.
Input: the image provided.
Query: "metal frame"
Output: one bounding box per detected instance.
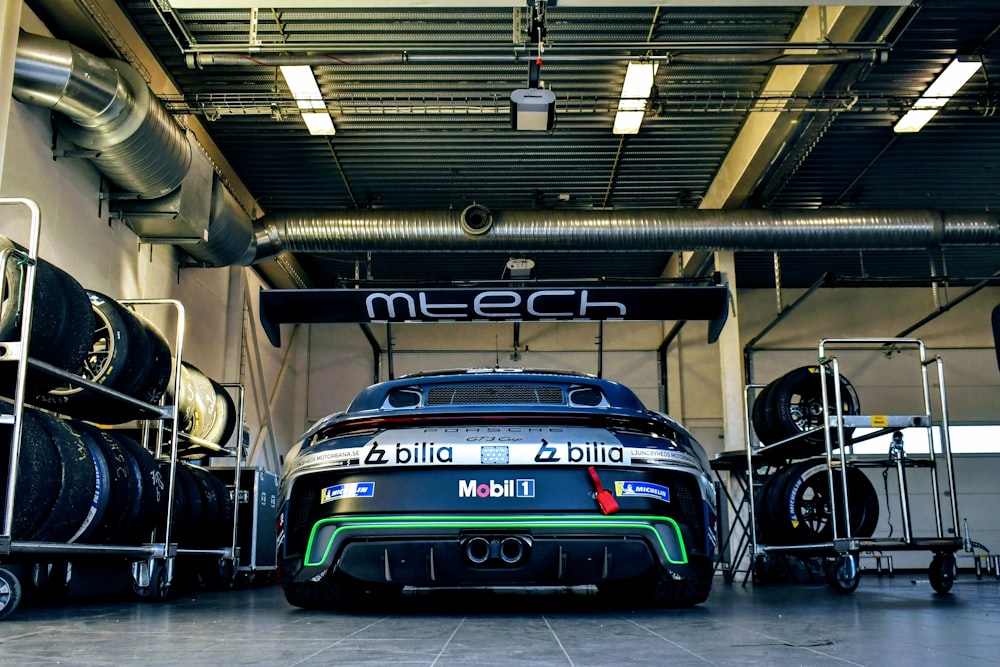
[731,337,964,593]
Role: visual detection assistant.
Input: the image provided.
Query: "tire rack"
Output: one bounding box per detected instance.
[0,196,239,618]
[716,337,964,594]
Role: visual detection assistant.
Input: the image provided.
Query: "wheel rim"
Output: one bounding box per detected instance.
[794,478,832,536]
[47,307,115,396]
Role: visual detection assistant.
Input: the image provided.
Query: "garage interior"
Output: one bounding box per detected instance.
[1,0,1000,663]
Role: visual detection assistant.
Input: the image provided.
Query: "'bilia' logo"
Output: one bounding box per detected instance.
[533,439,623,464]
[364,442,453,465]
[366,289,626,321]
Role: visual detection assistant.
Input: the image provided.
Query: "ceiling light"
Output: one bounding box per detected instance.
[893,56,982,134]
[280,65,336,135]
[613,61,657,135]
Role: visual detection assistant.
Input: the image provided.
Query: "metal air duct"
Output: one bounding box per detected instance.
[13,32,190,198]
[248,208,1000,264]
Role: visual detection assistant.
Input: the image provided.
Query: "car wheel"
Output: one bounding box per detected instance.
[283,569,402,610]
[599,559,713,608]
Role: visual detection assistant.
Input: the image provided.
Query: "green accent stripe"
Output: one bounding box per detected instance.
[303,514,688,567]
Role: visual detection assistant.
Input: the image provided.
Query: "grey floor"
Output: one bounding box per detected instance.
[1,574,999,666]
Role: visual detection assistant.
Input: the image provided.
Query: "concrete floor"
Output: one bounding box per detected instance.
[1,575,999,666]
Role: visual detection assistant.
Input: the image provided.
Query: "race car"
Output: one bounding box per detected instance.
[277,368,717,608]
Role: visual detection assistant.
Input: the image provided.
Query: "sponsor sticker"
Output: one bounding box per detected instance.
[614,481,670,503]
[459,478,535,498]
[320,482,375,504]
[480,445,509,464]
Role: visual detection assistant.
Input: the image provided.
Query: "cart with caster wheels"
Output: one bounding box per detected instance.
[736,338,965,596]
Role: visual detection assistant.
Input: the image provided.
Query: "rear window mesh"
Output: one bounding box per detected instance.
[426,385,563,405]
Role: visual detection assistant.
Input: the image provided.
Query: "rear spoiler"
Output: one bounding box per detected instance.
[259,285,730,347]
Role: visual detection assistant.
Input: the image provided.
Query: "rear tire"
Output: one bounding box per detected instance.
[599,559,713,608]
[283,569,402,610]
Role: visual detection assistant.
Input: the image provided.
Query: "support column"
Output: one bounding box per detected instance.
[716,251,746,453]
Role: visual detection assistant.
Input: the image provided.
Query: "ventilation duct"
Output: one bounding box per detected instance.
[12,32,257,257]
[248,209,1000,265]
[13,32,190,198]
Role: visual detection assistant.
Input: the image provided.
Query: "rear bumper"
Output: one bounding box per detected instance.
[285,513,703,587]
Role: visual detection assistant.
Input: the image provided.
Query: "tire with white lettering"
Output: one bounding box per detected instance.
[759,459,878,545]
[30,411,99,543]
[283,569,402,610]
[110,432,166,543]
[72,422,138,543]
[0,403,61,539]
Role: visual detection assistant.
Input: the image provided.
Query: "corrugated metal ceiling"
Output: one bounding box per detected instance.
[27,1,1000,288]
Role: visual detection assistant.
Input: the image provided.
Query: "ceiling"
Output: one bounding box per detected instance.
[24,0,1000,289]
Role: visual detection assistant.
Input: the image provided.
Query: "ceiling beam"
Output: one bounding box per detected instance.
[700,5,875,209]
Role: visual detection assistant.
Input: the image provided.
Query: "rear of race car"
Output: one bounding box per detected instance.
[277,370,717,608]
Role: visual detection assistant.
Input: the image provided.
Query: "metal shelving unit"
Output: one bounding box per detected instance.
[716,337,964,594]
[0,197,244,618]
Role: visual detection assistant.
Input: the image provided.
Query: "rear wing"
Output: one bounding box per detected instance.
[258,285,730,347]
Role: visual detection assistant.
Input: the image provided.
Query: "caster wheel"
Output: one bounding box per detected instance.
[929,553,957,594]
[0,567,23,620]
[826,555,860,594]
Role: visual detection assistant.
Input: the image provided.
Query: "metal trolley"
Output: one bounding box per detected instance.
[720,337,963,594]
[0,197,243,619]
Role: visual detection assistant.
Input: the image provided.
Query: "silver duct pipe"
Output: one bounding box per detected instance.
[13,32,190,198]
[249,208,1000,265]
[182,176,257,267]
[186,50,882,68]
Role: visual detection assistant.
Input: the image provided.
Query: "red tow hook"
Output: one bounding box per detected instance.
[587,466,619,515]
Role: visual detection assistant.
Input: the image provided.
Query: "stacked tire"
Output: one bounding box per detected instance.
[32,291,172,424]
[752,366,862,447]
[169,361,238,454]
[0,236,94,395]
[0,401,234,548]
[751,367,878,545]
[0,402,166,544]
[757,457,879,545]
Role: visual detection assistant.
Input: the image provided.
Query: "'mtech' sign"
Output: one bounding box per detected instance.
[259,285,730,346]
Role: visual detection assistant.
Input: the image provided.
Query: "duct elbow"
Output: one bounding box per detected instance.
[249,219,284,264]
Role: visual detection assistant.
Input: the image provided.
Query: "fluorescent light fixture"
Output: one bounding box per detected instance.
[280,65,336,135]
[894,56,982,134]
[613,61,658,135]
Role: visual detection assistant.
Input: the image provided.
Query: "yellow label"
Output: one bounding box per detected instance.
[871,415,888,427]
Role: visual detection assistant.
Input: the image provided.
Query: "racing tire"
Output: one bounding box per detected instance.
[133,313,172,407]
[35,291,155,422]
[0,237,94,375]
[758,459,879,546]
[71,422,142,543]
[764,366,861,446]
[30,411,98,543]
[0,402,61,539]
[751,382,779,445]
[110,432,167,544]
[283,569,403,611]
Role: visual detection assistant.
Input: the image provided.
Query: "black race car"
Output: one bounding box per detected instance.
[277,368,717,608]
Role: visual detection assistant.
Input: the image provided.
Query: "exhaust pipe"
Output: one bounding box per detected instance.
[464,537,490,564]
[499,537,526,564]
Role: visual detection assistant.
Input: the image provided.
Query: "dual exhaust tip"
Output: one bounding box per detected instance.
[463,536,529,566]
